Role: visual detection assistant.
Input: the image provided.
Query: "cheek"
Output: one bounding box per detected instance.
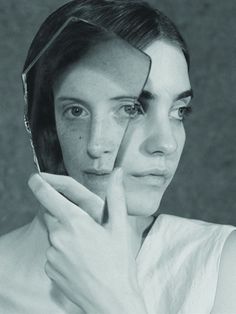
[56,121,88,169]
[175,123,186,159]
[168,122,186,177]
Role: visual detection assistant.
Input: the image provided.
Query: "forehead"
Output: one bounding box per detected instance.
[53,37,150,102]
[54,64,133,101]
[143,40,191,97]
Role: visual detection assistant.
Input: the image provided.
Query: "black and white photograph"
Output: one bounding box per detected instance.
[0,0,235,313]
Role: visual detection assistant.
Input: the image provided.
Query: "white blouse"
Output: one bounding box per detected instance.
[136,214,236,314]
[0,214,235,313]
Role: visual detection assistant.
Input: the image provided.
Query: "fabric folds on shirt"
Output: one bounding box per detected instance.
[136,214,236,314]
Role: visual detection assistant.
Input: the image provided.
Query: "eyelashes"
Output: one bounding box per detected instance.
[178,105,193,120]
[60,100,193,123]
[63,104,90,119]
[62,101,147,121]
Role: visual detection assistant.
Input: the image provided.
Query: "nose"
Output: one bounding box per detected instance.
[143,114,178,156]
[87,116,113,158]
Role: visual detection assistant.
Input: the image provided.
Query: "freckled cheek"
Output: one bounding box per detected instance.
[56,124,89,163]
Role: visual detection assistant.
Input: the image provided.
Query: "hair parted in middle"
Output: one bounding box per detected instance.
[23,0,189,174]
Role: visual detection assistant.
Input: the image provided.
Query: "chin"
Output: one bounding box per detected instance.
[72,173,165,217]
[86,184,107,200]
[125,189,163,217]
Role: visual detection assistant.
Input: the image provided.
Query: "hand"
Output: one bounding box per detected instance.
[37,172,105,224]
[28,169,147,314]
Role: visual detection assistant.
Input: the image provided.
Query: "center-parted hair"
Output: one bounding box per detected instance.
[23,0,190,174]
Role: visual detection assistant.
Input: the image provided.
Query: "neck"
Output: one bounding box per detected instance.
[35,211,155,260]
[126,215,156,258]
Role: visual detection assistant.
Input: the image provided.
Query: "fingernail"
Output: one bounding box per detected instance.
[28,173,42,191]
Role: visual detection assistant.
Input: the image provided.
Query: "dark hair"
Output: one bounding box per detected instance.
[23,0,190,174]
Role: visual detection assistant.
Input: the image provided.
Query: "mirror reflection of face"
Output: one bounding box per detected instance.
[54,40,192,216]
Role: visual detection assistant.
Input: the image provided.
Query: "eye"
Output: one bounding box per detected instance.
[64,104,90,119]
[170,97,192,121]
[118,102,145,119]
[170,102,192,121]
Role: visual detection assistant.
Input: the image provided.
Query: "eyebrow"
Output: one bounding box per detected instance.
[110,95,138,101]
[175,89,194,101]
[139,88,194,101]
[55,96,89,106]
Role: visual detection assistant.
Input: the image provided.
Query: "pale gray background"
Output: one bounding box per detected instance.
[0,0,235,235]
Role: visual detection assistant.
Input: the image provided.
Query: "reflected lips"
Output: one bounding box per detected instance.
[83,169,112,182]
[84,169,112,175]
[83,168,171,187]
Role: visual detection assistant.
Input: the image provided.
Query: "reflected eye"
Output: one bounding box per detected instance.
[64,105,90,119]
[118,102,145,119]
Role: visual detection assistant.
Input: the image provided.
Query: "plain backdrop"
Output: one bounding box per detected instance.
[0,0,235,235]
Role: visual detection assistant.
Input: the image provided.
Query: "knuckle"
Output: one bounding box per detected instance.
[46,247,55,262]
[44,262,53,278]
[49,229,63,249]
[49,232,58,247]
[58,183,67,195]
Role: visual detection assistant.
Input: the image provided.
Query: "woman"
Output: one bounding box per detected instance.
[0,1,235,313]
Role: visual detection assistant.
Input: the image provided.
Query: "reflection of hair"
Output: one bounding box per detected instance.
[23,0,189,174]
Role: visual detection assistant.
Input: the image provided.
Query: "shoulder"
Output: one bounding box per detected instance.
[211,230,236,313]
[0,223,32,279]
[0,225,31,307]
[0,224,29,258]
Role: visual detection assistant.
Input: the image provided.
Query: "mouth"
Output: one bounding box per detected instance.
[84,169,112,175]
[83,168,171,188]
[83,169,112,185]
[130,168,171,187]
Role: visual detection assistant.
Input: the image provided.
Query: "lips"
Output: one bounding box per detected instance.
[132,168,171,178]
[130,168,171,187]
[84,169,112,175]
[83,169,112,188]
[81,169,111,198]
[83,167,171,188]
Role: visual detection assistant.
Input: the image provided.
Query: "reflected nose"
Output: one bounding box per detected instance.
[144,115,178,156]
[87,117,113,158]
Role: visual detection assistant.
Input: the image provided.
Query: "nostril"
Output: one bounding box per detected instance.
[87,143,103,158]
[152,150,165,156]
[144,132,178,156]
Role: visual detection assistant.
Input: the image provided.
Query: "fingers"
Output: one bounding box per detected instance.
[40,173,104,224]
[44,212,59,229]
[106,168,128,233]
[28,173,91,224]
[43,212,60,245]
[45,249,63,282]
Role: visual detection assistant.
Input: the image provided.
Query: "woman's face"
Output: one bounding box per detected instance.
[54,40,192,216]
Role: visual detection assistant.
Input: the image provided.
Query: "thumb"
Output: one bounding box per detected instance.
[106,167,128,233]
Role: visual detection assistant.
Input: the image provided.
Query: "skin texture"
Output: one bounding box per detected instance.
[0,38,235,314]
[54,40,192,218]
[28,169,149,313]
[25,40,193,312]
